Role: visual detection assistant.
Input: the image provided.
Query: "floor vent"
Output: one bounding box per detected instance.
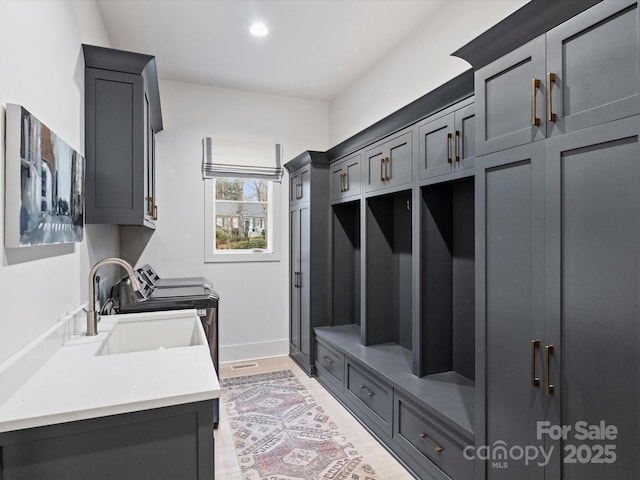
[230,362,259,370]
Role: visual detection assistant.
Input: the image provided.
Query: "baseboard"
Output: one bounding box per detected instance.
[219,338,289,363]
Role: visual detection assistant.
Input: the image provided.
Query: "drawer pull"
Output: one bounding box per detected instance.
[295,182,303,200]
[531,339,540,387]
[380,158,385,182]
[545,344,554,395]
[323,356,334,366]
[547,72,557,122]
[531,78,541,126]
[454,130,460,162]
[384,157,391,181]
[446,133,452,164]
[419,432,444,453]
[359,385,374,397]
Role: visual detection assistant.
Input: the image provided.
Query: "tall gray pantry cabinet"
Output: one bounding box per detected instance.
[285,152,330,375]
[472,1,640,479]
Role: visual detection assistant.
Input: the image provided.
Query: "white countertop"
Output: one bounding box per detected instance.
[0,309,220,433]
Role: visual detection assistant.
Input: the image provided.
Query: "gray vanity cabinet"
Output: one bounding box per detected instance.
[418,98,476,182]
[286,152,330,375]
[0,401,214,480]
[365,131,413,193]
[477,115,640,480]
[476,0,639,156]
[330,153,361,203]
[83,44,162,228]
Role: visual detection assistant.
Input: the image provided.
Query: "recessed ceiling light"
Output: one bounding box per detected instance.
[250,22,269,37]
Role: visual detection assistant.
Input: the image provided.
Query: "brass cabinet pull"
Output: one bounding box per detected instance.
[446,133,452,163]
[545,344,554,395]
[531,78,541,126]
[419,433,444,453]
[343,172,349,192]
[384,157,391,181]
[380,158,385,182]
[359,385,374,397]
[152,204,158,220]
[148,196,154,216]
[547,72,557,122]
[294,271,301,288]
[454,130,460,162]
[531,340,540,387]
[339,173,344,193]
[295,182,303,200]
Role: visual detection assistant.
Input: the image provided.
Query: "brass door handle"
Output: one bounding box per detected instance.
[342,172,349,192]
[419,433,444,453]
[152,204,158,220]
[294,271,301,288]
[339,173,344,192]
[531,340,540,387]
[380,158,385,182]
[148,196,154,216]
[446,133,452,164]
[532,78,541,126]
[454,130,460,162]
[295,183,303,200]
[384,157,390,181]
[547,72,557,122]
[545,344,554,395]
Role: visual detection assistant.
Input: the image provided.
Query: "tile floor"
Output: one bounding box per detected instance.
[214,355,414,480]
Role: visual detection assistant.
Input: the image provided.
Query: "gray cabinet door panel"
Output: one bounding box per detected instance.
[330,154,361,203]
[477,141,546,480]
[547,0,639,137]
[365,131,412,192]
[299,205,311,358]
[290,209,301,353]
[419,113,454,179]
[476,35,547,155]
[544,116,640,480]
[455,102,476,170]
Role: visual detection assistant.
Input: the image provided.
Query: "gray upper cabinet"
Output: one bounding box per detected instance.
[546,0,639,137]
[418,98,475,182]
[364,130,412,193]
[475,35,547,156]
[289,165,310,205]
[83,44,162,228]
[476,0,639,156]
[330,153,361,203]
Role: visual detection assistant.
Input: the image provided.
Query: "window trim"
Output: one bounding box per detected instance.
[204,178,281,263]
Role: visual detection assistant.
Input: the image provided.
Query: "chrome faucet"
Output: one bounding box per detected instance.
[86,257,142,336]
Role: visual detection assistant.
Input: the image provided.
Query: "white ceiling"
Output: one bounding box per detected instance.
[96,0,446,102]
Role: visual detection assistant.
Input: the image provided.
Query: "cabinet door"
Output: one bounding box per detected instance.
[419,113,455,180]
[477,141,546,480]
[144,92,156,222]
[454,102,476,171]
[475,35,547,156]
[544,116,640,480]
[289,208,301,355]
[546,0,639,137]
[85,68,145,224]
[289,167,310,204]
[299,205,311,360]
[330,154,361,203]
[365,132,412,192]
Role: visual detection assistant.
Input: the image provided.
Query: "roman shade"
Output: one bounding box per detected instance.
[202,137,282,181]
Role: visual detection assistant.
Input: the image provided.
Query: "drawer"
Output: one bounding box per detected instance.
[315,339,344,385]
[346,362,392,432]
[395,394,473,480]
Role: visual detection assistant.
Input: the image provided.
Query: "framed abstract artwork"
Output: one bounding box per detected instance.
[4,103,85,247]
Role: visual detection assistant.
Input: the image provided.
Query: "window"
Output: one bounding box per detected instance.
[202,137,282,263]
[204,177,280,262]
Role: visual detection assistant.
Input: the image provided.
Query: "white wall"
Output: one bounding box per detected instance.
[0,1,119,364]
[329,0,528,146]
[124,79,329,362]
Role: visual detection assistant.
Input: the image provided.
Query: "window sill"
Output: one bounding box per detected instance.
[204,250,281,263]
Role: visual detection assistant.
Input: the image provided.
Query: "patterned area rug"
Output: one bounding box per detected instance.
[221,370,378,480]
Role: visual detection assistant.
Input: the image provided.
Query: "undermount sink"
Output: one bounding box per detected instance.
[96,312,206,356]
